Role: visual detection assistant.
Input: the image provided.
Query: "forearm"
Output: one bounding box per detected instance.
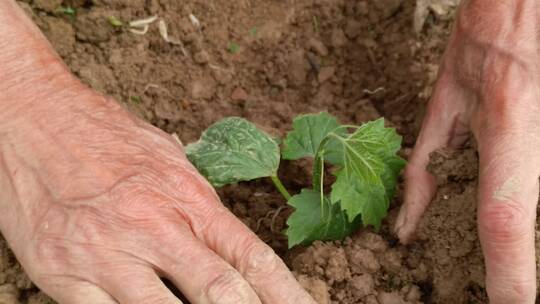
[0,2,116,224]
[457,0,539,46]
[0,1,89,127]
[441,0,539,89]
[461,0,539,18]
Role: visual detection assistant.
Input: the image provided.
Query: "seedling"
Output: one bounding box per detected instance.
[313,16,320,33]
[130,95,142,104]
[249,27,258,37]
[186,113,405,247]
[108,16,124,28]
[55,6,76,16]
[228,42,240,54]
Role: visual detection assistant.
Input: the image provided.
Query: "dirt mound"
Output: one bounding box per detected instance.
[290,147,493,304]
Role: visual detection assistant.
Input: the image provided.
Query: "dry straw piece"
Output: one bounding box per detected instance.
[128,15,158,35]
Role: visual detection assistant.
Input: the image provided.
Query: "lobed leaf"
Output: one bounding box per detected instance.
[331,171,388,227]
[282,112,347,165]
[329,119,406,228]
[185,117,280,187]
[286,189,358,248]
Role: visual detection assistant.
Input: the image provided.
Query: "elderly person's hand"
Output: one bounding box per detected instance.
[396,1,540,303]
[0,2,315,303]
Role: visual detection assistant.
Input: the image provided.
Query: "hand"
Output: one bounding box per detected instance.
[0,2,315,303]
[0,84,315,304]
[395,1,539,303]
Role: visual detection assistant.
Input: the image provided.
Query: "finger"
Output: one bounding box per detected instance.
[101,267,183,304]
[201,207,316,304]
[156,224,262,304]
[46,280,117,304]
[477,138,539,303]
[395,76,470,243]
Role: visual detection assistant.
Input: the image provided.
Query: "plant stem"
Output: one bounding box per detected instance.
[319,153,326,219]
[271,175,292,201]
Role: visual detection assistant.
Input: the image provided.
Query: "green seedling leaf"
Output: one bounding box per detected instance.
[186,117,280,187]
[331,171,387,227]
[228,42,240,54]
[286,189,358,248]
[249,27,258,36]
[108,16,124,27]
[130,95,141,104]
[56,6,76,16]
[282,112,347,165]
[329,119,406,228]
[186,113,405,247]
[313,16,320,33]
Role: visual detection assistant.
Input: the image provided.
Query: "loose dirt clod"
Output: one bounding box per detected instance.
[291,145,532,304]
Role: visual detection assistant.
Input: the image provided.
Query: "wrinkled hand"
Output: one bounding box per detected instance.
[0,87,315,304]
[395,1,539,303]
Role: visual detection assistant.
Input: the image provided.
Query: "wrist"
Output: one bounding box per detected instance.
[458,0,539,32]
[0,1,85,127]
[453,0,539,61]
[462,0,539,13]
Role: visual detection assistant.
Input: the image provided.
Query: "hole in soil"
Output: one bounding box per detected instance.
[466,282,488,303]
[417,280,434,304]
[385,234,400,248]
[19,287,42,303]
[82,0,93,8]
[162,278,190,303]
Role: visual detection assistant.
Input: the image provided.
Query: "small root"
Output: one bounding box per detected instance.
[254,205,289,234]
[159,19,188,56]
[128,15,158,35]
[129,26,149,35]
[363,87,386,95]
[270,205,288,234]
[143,83,159,92]
[255,217,266,233]
[254,205,290,235]
[129,15,158,27]
[208,63,233,73]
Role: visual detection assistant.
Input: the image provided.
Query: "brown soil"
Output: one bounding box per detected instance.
[291,147,486,304]
[1,0,538,303]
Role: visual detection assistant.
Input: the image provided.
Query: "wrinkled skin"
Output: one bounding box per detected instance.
[396,1,540,303]
[0,2,316,303]
[0,87,316,304]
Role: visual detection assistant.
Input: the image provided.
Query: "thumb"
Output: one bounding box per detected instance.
[477,136,539,304]
[395,77,470,243]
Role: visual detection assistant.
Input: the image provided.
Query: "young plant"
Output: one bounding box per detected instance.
[227,42,241,54]
[185,113,405,247]
[55,6,76,17]
[108,16,124,28]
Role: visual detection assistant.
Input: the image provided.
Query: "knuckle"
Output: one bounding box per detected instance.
[240,241,281,280]
[478,201,531,244]
[162,164,221,210]
[32,236,72,281]
[204,269,256,304]
[487,278,536,304]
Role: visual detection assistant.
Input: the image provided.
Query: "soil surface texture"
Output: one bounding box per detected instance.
[1,0,539,303]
